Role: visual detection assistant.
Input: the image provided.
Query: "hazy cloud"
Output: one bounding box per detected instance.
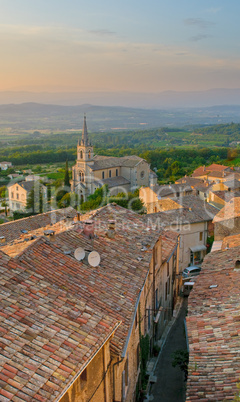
[175,52,189,56]
[205,7,222,14]
[190,34,212,42]
[184,18,214,29]
[88,29,116,36]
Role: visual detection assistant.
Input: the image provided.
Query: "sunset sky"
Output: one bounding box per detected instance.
[1,0,240,94]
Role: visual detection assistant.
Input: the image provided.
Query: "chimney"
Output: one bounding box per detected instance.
[83,220,94,239]
[0,236,5,244]
[44,230,56,242]
[107,220,116,238]
[203,165,206,171]
[76,212,81,222]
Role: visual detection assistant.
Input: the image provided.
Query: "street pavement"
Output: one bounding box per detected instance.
[150,298,188,402]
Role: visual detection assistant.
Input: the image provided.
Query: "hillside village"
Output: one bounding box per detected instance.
[1,119,240,401]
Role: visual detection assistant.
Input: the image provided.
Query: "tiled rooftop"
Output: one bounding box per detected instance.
[0,203,178,400]
[91,155,144,170]
[100,175,130,188]
[150,183,193,198]
[0,248,119,401]
[191,164,229,178]
[0,207,77,244]
[186,246,240,401]
[144,195,218,226]
[213,197,240,222]
[175,176,204,187]
[221,233,240,249]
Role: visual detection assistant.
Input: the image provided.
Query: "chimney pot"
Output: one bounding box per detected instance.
[107,220,116,238]
[83,220,94,238]
[44,230,56,242]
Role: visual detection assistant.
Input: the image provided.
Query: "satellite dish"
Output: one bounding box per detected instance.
[88,251,101,267]
[74,247,85,261]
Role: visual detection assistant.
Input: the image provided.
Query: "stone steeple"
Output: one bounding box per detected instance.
[80,114,90,146]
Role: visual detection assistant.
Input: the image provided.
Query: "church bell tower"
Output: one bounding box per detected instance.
[77,114,94,162]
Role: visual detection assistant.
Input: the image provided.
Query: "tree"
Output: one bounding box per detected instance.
[2,201,8,216]
[172,349,189,381]
[26,185,44,214]
[64,159,70,188]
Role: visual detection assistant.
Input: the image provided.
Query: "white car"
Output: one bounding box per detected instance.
[182,265,201,279]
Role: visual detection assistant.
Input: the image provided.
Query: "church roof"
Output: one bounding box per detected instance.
[100,176,130,188]
[91,155,145,170]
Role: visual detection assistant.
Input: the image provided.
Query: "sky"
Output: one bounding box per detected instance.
[0,0,240,94]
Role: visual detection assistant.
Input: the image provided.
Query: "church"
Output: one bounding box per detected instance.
[71,115,157,200]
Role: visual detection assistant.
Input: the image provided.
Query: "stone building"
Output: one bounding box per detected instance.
[8,180,47,213]
[71,115,155,200]
[0,203,180,401]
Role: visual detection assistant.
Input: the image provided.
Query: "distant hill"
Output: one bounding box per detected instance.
[1,102,240,131]
[1,88,240,108]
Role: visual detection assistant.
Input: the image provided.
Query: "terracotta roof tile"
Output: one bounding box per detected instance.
[0,207,77,244]
[186,246,240,401]
[213,197,240,222]
[0,203,178,400]
[0,248,120,400]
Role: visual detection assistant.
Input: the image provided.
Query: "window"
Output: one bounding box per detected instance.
[11,192,14,198]
[79,171,84,182]
[80,150,83,159]
[109,170,111,178]
[116,169,118,177]
[102,171,105,179]
[88,150,91,159]
[16,193,19,200]
[167,262,169,277]
[16,186,18,191]
[199,232,203,241]
[140,170,145,179]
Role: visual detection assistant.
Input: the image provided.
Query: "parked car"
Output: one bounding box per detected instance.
[182,265,201,279]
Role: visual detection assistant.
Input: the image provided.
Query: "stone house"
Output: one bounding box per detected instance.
[0,161,12,170]
[139,183,192,213]
[143,195,218,272]
[8,180,47,213]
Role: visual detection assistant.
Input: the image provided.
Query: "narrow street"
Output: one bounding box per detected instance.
[150,298,188,402]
